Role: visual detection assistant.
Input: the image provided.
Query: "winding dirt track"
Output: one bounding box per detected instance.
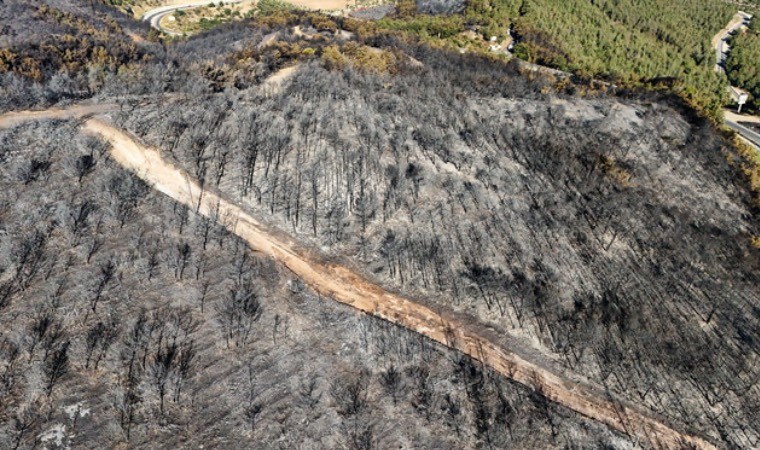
[0,108,716,449]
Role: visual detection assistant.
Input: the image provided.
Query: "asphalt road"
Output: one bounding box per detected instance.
[142,0,243,35]
[726,120,760,148]
[712,11,759,150]
[714,11,752,73]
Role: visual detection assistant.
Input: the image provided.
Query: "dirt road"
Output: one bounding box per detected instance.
[0,104,120,129]
[725,109,760,124]
[78,117,716,450]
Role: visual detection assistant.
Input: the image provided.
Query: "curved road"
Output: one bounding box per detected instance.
[712,11,759,150]
[142,0,243,35]
[713,11,752,74]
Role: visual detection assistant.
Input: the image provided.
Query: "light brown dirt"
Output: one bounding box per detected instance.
[725,109,760,124]
[80,117,717,450]
[127,32,146,43]
[262,65,299,94]
[0,104,120,129]
[289,0,349,9]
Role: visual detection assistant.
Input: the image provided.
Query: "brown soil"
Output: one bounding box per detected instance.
[725,109,760,124]
[289,0,350,9]
[0,104,120,129]
[262,65,299,94]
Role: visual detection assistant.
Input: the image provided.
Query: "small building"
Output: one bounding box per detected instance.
[729,86,749,105]
[729,86,750,112]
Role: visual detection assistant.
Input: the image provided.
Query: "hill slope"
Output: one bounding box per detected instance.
[0,1,758,448]
[120,43,760,447]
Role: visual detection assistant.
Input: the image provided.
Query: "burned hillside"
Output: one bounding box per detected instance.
[0,0,758,448]
[0,119,638,448]
[120,42,760,447]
